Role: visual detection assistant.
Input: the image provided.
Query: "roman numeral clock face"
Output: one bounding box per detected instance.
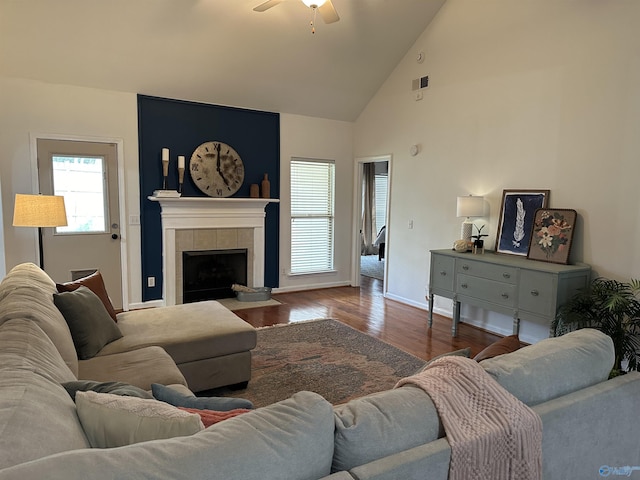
[189,141,245,197]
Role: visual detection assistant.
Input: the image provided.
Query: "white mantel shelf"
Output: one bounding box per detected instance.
[148,196,279,306]
[148,196,279,212]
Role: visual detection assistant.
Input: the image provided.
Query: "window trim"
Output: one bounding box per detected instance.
[290,157,336,275]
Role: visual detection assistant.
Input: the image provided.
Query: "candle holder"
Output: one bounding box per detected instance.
[178,167,185,193]
[162,159,169,190]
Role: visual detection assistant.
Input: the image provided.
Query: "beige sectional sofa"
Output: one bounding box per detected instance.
[93,300,257,392]
[3,262,257,393]
[1,262,639,479]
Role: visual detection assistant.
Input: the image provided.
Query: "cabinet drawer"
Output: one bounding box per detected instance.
[456,259,517,284]
[457,274,517,308]
[431,255,455,292]
[518,270,556,316]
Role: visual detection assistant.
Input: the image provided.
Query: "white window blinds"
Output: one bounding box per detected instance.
[290,159,335,274]
[374,173,388,233]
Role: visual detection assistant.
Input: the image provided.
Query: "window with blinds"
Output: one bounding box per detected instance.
[374,173,388,232]
[290,158,335,274]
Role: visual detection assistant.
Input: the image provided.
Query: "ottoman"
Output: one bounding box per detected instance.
[95,300,257,392]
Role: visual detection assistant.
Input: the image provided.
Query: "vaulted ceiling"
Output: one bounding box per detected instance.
[0,0,445,121]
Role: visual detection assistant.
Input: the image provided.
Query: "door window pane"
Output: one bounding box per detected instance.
[52,155,108,233]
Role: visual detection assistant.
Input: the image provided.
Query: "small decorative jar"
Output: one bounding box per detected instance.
[261,174,270,199]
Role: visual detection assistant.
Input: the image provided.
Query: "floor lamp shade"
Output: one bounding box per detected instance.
[13,194,68,227]
[456,195,484,242]
[13,194,68,269]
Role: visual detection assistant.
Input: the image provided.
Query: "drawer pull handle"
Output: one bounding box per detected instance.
[439,271,447,276]
[461,283,468,289]
[530,290,539,296]
[501,293,509,299]
[462,265,469,270]
[503,273,511,279]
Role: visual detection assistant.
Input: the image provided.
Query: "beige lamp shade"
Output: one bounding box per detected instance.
[456,195,484,243]
[456,195,484,218]
[13,194,68,228]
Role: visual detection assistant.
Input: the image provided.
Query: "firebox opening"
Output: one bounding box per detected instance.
[182,249,248,303]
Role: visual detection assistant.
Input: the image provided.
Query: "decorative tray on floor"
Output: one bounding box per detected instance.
[235,287,272,302]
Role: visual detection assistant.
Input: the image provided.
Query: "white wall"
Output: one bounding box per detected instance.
[354,0,640,343]
[0,77,142,302]
[278,113,354,291]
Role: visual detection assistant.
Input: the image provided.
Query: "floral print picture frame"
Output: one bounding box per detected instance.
[527,208,577,264]
[495,190,550,256]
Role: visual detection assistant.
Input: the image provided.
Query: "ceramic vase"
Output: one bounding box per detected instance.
[261,174,270,199]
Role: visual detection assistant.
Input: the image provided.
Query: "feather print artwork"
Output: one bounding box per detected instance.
[512,198,525,248]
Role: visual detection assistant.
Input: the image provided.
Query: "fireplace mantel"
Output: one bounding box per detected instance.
[148,196,279,305]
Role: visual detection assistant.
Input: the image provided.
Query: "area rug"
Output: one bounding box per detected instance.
[360,254,384,280]
[216,297,282,311]
[203,318,426,407]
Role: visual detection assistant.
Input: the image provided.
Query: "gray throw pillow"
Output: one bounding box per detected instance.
[53,286,122,359]
[151,383,254,411]
[63,380,153,401]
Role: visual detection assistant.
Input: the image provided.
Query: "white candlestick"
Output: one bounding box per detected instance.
[178,155,185,169]
[162,148,169,161]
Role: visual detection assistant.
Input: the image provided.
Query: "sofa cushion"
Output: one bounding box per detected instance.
[0,319,76,384]
[0,391,335,480]
[481,328,614,406]
[56,270,118,322]
[473,334,521,362]
[53,286,123,359]
[76,391,204,448]
[63,380,153,401]
[333,386,443,472]
[105,300,257,363]
[0,319,90,470]
[151,383,253,411]
[78,346,188,390]
[0,263,79,376]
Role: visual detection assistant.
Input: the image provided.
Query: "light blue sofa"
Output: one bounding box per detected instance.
[0,263,639,479]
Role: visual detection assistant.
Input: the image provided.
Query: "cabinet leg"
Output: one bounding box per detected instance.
[512,316,520,336]
[452,300,460,337]
[427,293,434,328]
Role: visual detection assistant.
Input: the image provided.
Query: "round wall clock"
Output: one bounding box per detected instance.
[189,141,245,197]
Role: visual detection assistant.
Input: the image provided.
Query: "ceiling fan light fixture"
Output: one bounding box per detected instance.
[302,0,327,8]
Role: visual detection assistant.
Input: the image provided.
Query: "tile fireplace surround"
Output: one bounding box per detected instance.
[148,196,279,306]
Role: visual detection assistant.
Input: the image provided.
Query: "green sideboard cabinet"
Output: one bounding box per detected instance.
[428,249,591,337]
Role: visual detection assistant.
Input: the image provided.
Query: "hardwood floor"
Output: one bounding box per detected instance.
[233,276,503,361]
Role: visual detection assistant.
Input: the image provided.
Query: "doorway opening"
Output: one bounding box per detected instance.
[352,155,391,291]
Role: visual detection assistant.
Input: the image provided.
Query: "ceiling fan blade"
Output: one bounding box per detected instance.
[318,0,339,24]
[253,0,285,13]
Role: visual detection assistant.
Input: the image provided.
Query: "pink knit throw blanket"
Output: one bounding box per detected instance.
[395,356,542,480]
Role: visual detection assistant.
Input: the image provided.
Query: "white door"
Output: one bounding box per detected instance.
[37,139,123,310]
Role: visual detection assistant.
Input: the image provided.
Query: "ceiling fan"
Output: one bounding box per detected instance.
[253,0,340,32]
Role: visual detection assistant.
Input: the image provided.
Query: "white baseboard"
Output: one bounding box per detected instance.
[383,292,429,311]
[126,299,164,311]
[272,280,351,294]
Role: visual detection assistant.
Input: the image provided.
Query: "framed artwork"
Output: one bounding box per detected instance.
[495,189,550,256]
[527,208,577,264]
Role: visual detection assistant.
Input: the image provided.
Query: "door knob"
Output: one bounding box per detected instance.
[111,233,119,240]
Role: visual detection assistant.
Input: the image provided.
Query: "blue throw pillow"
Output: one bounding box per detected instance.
[151,384,254,411]
[63,380,153,401]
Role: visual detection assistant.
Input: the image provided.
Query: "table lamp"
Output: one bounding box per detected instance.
[456,195,484,243]
[13,194,68,270]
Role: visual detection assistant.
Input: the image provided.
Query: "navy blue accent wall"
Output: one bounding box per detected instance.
[137,95,280,302]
